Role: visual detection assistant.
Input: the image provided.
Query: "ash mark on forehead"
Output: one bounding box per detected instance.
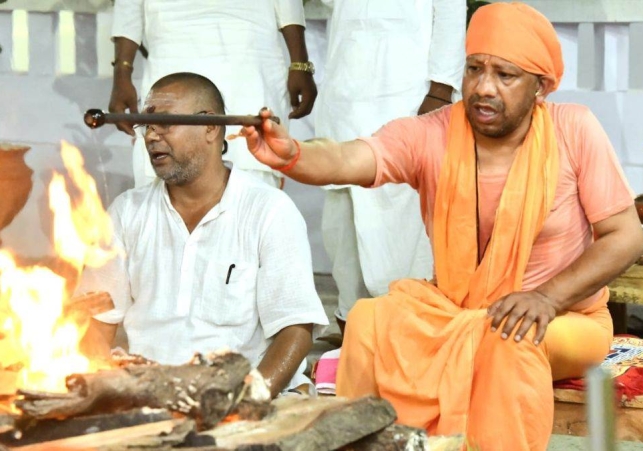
[143,91,182,112]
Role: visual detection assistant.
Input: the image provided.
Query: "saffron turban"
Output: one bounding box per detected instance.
[466,2,564,90]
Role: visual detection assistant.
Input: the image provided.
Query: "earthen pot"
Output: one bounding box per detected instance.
[636,194,643,225]
[0,143,33,242]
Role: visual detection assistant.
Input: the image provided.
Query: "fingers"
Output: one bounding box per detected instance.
[499,302,530,340]
[288,89,301,119]
[128,99,139,115]
[488,294,554,345]
[488,297,511,332]
[489,296,531,341]
[289,92,315,119]
[239,125,259,153]
[512,311,538,342]
[533,314,550,346]
[287,74,318,119]
[116,119,135,137]
[109,100,137,137]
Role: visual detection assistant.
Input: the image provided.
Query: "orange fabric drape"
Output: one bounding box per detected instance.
[433,101,559,308]
[338,102,560,449]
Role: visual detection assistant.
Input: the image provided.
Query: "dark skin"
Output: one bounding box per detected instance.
[240,53,643,347]
[109,24,316,135]
[109,37,139,136]
[87,81,314,397]
[417,81,454,115]
[281,25,318,119]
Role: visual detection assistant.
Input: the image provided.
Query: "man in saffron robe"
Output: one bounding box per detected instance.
[240,3,643,449]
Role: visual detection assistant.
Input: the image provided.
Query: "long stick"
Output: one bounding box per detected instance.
[83,109,279,129]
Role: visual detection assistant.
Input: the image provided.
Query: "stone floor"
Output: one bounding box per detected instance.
[310,274,643,451]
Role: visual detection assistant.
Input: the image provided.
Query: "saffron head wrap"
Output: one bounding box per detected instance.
[466,2,564,90]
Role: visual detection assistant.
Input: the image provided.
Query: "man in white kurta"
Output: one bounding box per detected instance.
[315,0,466,327]
[81,73,328,394]
[109,0,317,188]
[81,167,328,388]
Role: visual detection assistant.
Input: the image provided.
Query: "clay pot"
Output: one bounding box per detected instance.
[636,194,643,225]
[0,143,34,241]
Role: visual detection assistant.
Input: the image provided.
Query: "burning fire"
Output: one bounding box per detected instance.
[0,141,116,392]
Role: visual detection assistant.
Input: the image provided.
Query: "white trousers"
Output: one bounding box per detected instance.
[322,185,433,321]
[322,189,371,321]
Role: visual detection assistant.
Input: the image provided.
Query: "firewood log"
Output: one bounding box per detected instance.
[342,424,465,451]
[206,396,397,451]
[15,352,256,429]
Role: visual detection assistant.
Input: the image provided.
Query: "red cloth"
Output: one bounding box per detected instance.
[554,367,643,401]
[554,335,643,401]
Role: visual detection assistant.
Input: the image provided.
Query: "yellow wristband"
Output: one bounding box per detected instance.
[111,60,134,71]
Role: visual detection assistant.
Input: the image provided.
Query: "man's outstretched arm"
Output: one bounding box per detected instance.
[241,109,377,187]
[257,324,313,398]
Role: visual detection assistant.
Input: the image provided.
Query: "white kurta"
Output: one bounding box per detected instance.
[112,0,304,187]
[316,0,466,319]
[79,167,328,388]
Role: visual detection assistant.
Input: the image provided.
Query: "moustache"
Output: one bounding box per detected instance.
[468,95,504,112]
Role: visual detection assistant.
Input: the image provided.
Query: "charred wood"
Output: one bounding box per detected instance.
[207,396,396,451]
[0,408,172,446]
[15,352,254,429]
[341,424,430,451]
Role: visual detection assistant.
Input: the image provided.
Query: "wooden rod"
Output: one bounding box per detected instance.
[83,109,279,129]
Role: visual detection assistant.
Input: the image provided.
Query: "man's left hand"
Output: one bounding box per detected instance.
[287,71,317,119]
[487,290,559,345]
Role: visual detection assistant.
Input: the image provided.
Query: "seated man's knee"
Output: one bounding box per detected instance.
[344,298,376,338]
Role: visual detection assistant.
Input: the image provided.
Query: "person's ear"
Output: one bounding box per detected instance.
[205,124,222,143]
[535,76,555,105]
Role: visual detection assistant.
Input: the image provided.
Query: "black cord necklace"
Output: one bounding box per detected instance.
[475,143,481,266]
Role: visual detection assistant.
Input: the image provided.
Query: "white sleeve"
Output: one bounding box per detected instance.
[256,197,328,340]
[76,197,132,324]
[111,0,145,44]
[427,0,466,93]
[275,0,306,29]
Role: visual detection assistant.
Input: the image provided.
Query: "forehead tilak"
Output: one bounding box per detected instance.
[143,91,183,113]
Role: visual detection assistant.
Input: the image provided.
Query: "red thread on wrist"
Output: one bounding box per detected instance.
[278,139,301,172]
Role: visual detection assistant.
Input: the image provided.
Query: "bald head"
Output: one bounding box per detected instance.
[150,72,226,115]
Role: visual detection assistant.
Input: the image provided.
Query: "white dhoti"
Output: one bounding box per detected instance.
[317,0,465,319]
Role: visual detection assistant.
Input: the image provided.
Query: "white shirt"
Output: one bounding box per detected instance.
[80,167,328,385]
[111,0,305,183]
[317,0,465,140]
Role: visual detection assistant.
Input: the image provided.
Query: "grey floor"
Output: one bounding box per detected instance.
[310,274,643,451]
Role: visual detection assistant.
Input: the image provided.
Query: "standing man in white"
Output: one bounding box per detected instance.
[315,0,467,332]
[108,0,317,188]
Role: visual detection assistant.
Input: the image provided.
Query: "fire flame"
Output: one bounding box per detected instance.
[0,141,116,392]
